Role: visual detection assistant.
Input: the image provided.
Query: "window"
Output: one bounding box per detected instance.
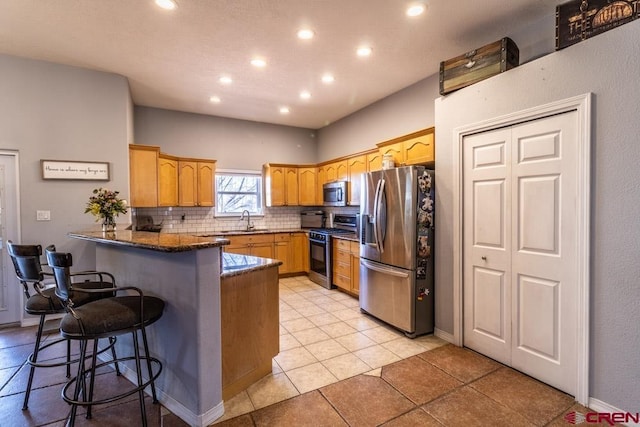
[215,171,263,216]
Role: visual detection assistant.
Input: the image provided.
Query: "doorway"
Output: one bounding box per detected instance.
[452,94,591,404]
[0,152,21,325]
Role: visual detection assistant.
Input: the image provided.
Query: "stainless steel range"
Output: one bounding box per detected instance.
[307,213,358,289]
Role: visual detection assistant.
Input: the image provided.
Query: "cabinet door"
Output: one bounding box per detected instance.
[226,245,252,256]
[178,160,198,206]
[129,145,159,207]
[265,165,286,207]
[366,150,382,172]
[197,161,215,206]
[158,155,178,207]
[316,166,326,206]
[298,167,317,206]
[251,242,274,259]
[350,241,360,296]
[336,160,348,181]
[327,162,341,182]
[274,233,291,274]
[379,142,404,167]
[403,129,435,165]
[290,233,307,273]
[285,167,299,206]
[347,155,366,206]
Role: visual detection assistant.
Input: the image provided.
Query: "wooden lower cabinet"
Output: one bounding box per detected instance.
[274,232,307,276]
[226,232,308,276]
[225,234,275,258]
[221,264,279,400]
[332,238,360,296]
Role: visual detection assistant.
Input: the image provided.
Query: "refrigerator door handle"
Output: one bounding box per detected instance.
[372,178,382,253]
[375,178,386,254]
[361,259,409,279]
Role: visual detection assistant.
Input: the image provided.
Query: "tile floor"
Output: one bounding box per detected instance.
[0,276,608,426]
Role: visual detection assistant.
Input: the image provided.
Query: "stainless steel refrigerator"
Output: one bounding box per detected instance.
[359,165,434,337]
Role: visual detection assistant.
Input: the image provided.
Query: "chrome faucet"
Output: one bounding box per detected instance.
[240,209,254,231]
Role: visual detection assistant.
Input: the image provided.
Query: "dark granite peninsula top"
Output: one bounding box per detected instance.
[69,230,229,252]
[221,252,282,278]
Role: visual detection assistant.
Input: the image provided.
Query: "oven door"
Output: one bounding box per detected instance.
[308,236,332,288]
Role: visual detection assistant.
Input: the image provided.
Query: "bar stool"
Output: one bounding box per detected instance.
[6,241,119,411]
[46,247,165,427]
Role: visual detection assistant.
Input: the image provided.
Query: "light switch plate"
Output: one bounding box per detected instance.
[36,210,51,221]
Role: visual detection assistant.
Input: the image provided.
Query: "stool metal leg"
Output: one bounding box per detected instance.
[68,339,88,427]
[85,339,100,420]
[109,337,121,376]
[22,314,46,410]
[140,325,159,403]
[132,330,148,427]
[66,339,71,378]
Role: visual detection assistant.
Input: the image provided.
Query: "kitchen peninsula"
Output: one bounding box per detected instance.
[68,230,281,427]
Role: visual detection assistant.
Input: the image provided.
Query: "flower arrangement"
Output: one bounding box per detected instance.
[85,188,128,231]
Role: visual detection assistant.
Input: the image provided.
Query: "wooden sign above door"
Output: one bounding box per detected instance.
[556,0,639,50]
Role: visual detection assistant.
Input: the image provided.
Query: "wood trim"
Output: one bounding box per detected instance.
[376,127,434,148]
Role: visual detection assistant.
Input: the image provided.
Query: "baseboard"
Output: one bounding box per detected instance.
[588,398,640,426]
[97,353,226,426]
[434,328,455,344]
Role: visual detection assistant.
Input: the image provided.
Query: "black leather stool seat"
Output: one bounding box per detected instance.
[60,296,164,339]
[24,282,113,315]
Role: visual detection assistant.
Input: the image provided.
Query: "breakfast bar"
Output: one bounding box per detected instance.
[67,230,280,427]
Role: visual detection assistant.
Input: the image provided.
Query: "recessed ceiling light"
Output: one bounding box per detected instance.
[356,46,372,57]
[251,58,267,68]
[280,106,290,114]
[155,0,177,10]
[297,29,315,40]
[219,76,232,84]
[406,3,426,17]
[209,96,221,103]
[300,91,311,100]
[321,74,335,84]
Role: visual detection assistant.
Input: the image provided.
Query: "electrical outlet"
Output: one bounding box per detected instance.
[36,210,51,221]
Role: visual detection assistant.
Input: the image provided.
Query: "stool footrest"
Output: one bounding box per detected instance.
[62,356,162,407]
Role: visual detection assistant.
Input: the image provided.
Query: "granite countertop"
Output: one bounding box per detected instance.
[221,252,282,278]
[69,230,230,253]
[332,233,359,242]
[196,228,306,237]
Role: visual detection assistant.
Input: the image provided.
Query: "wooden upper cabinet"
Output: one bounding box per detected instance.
[264,164,298,206]
[285,167,299,206]
[197,161,216,206]
[325,162,338,183]
[378,141,404,167]
[316,165,326,206]
[336,161,348,181]
[129,144,159,207]
[178,159,216,207]
[347,155,366,206]
[298,167,317,206]
[158,153,178,207]
[403,128,435,165]
[366,149,382,172]
[377,127,435,167]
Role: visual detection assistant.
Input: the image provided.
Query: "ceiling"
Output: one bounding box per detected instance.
[0,0,565,129]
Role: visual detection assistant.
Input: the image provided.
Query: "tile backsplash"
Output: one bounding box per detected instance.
[133,206,359,234]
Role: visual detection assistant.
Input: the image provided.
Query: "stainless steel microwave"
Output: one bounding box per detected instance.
[323,181,348,207]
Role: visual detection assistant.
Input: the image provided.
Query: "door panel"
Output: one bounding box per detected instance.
[516,274,559,360]
[464,128,512,364]
[359,259,414,333]
[463,111,578,395]
[511,113,577,394]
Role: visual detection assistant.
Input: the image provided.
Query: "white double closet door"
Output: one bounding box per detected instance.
[463,111,578,395]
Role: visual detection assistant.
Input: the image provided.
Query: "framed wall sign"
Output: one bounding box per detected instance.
[41,160,110,181]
